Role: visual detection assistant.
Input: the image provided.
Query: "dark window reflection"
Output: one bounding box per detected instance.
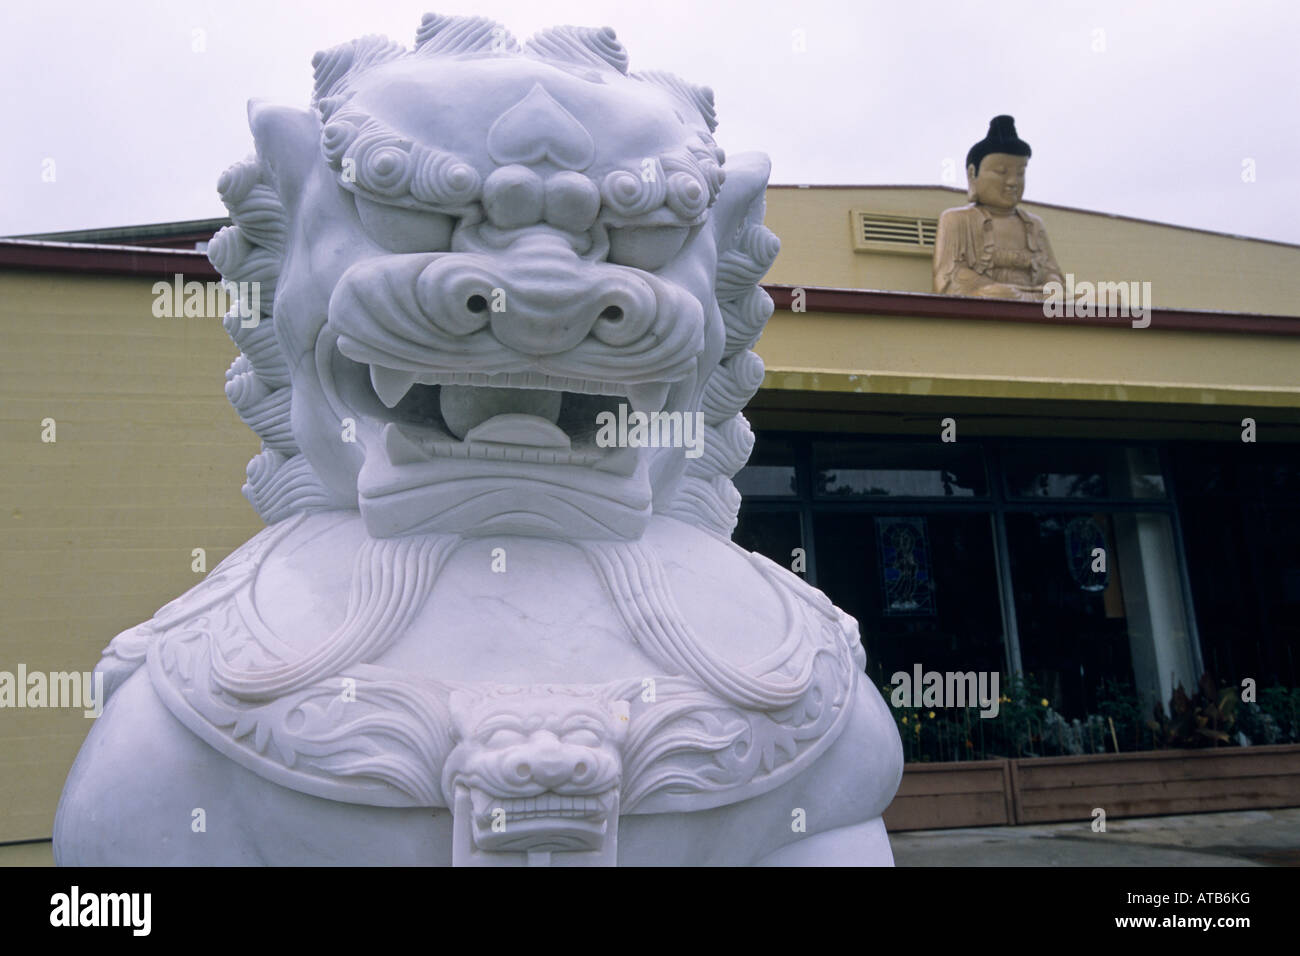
[1001,445,1165,499]
[1172,442,1300,689]
[733,434,797,497]
[813,441,987,498]
[813,512,1003,686]
[1005,512,1136,716]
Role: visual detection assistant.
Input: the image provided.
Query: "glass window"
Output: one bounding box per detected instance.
[1171,443,1300,689]
[813,511,1004,686]
[729,433,1199,730]
[1241,445,1300,499]
[1005,511,1194,718]
[812,441,987,498]
[1001,445,1165,499]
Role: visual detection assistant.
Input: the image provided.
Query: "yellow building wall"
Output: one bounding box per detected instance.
[755,308,1300,410]
[763,186,1300,314]
[0,270,262,842]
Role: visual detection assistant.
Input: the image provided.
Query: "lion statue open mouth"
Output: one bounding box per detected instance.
[54,14,902,867]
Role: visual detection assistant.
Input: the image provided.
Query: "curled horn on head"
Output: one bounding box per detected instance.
[312,35,406,106]
[633,71,718,133]
[415,13,518,55]
[525,25,629,74]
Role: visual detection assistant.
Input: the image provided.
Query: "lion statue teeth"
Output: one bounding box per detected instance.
[54,14,902,867]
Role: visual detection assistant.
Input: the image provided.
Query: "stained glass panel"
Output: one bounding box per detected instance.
[875,516,937,616]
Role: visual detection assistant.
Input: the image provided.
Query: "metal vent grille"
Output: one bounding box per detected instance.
[852,211,938,256]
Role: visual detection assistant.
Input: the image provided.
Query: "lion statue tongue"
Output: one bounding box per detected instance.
[437,384,563,438]
[53,14,903,867]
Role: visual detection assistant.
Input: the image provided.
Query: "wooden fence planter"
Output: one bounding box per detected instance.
[883,759,1016,831]
[883,743,1300,831]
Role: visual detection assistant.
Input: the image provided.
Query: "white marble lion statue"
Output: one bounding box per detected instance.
[55,14,902,866]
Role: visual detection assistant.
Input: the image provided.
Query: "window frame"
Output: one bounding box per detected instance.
[734,432,1204,679]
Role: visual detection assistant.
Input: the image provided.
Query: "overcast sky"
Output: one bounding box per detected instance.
[2,0,1297,243]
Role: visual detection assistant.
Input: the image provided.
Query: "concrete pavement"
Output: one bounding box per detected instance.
[4,807,1298,866]
[889,807,1300,866]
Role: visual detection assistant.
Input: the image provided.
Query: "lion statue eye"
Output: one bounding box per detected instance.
[606,225,689,272]
[354,195,456,254]
[483,728,527,748]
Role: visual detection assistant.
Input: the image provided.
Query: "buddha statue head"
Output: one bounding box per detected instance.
[965,114,1031,209]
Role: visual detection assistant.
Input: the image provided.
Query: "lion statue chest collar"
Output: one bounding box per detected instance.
[101,511,863,864]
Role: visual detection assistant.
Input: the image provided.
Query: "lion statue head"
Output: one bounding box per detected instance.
[209,14,778,542]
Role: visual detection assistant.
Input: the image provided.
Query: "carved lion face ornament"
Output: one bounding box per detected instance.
[443,687,630,865]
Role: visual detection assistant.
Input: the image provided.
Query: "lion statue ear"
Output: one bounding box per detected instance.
[247,100,321,213]
[709,151,780,356]
[710,152,772,249]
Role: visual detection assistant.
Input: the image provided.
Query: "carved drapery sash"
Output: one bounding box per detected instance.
[139,517,863,813]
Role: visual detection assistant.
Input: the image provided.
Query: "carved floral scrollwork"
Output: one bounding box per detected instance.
[142,526,860,818]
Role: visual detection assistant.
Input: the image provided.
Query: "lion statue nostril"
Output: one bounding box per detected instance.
[466,294,489,314]
[515,762,531,778]
[598,305,623,323]
[574,761,588,776]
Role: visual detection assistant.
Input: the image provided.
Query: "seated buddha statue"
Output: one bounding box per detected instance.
[934,115,1066,301]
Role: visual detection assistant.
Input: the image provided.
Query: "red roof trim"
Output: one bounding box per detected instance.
[761,284,1300,336]
[0,240,219,279]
